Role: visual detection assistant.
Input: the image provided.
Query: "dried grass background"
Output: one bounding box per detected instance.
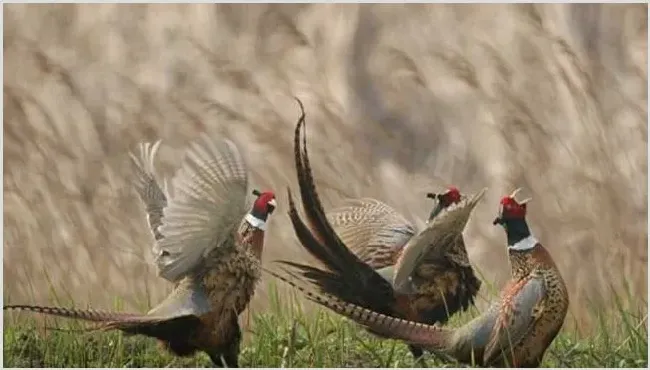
[3,4,647,334]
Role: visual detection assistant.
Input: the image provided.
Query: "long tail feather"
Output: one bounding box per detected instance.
[288,100,397,310]
[4,305,141,324]
[4,304,201,340]
[292,98,323,244]
[291,99,367,273]
[263,267,449,350]
[285,187,344,273]
[274,259,376,307]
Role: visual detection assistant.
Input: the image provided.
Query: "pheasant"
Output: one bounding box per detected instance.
[4,134,278,367]
[273,98,485,361]
[325,188,484,320]
[270,188,569,367]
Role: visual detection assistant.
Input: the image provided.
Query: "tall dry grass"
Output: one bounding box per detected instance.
[3,4,647,334]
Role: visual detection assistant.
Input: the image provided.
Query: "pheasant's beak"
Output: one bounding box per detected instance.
[492,217,503,225]
[267,198,277,214]
[426,203,443,223]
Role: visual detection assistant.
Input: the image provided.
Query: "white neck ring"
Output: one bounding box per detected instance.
[508,234,538,251]
[245,213,267,231]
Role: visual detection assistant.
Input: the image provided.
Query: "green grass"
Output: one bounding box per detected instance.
[3,283,647,368]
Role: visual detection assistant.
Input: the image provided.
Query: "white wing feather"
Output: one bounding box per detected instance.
[154,134,249,282]
[129,140,168,243]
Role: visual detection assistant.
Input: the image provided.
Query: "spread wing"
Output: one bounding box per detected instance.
[326,198,416,270]
[392,188,486,293]
[483,275,547,366]
[154,134,249,282]
[129,140,169,242]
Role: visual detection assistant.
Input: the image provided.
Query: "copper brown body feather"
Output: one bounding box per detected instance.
[273,99,484,361]
[4,135,277,367]
[275,191,569,367]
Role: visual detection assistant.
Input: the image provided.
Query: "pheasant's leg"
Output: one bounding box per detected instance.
[408,345,428,366]
[208,316,242,368]
[223,320,242,368]
[430,348,468,367]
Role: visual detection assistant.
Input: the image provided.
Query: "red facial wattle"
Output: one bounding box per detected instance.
[425,186,463,223]
[252,191,277,217]
[446,186,462,205]
[499,196,527,219]
[438,186,462,207]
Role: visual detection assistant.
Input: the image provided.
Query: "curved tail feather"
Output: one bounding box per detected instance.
[291,99,348,257]
[286,99,398,314]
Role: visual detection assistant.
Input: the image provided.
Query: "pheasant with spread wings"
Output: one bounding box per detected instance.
[5,134,277,367]
[272,99,485,361]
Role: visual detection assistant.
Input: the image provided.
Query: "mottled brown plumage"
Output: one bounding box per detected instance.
[272,98,484,361]
[4,134,278,367]
[272,188,569,367]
